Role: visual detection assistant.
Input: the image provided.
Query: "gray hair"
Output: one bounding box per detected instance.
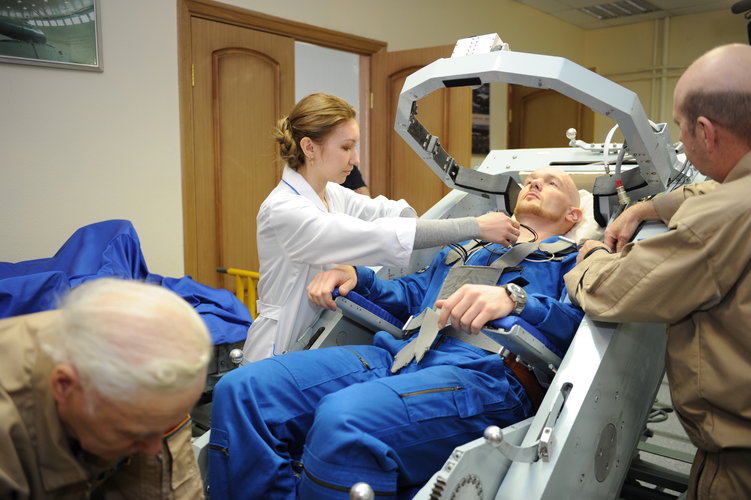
[41,278,212,402]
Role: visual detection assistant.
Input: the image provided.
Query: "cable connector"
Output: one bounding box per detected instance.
[615,180,631,206]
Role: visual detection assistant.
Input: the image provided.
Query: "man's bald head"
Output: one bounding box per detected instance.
[674,44,751,146]
[515,167,582,236]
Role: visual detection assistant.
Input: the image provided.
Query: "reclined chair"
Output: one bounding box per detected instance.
[292,223,671,500]
[293,34,693,499]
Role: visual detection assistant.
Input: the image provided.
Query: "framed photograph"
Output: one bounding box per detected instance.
[0,0,102,71]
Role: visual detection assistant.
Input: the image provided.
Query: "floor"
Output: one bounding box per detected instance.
[621,374,696,499]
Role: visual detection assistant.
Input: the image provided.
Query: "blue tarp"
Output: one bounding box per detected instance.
[0,220,252,345]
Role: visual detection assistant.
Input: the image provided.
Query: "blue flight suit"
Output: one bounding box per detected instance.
[208,237,583,499]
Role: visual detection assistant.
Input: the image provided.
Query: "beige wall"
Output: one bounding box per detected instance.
[222,0,585,58]
[0,0,183,276]
[0,0,745,277]
[583,9,747,143]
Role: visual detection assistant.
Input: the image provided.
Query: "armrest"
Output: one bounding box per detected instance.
[486,316,564,359]
[332,289,405,339]
[482,318,563,384]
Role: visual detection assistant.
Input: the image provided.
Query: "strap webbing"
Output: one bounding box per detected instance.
[445,238,575,267]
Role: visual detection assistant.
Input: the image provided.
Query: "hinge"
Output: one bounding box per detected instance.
[191,63,195,87]
[370,92,374,109]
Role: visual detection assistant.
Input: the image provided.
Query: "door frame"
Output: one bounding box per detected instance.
[370,45,471,209]
[177,0,387,275]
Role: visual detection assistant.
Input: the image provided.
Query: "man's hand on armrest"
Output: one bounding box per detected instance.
[307,265,357,311]
[435,284,514,335]
[604,200,658,252]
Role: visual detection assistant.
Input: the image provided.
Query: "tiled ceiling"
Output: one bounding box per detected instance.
[513,0,741,29]
[0,0,93,19]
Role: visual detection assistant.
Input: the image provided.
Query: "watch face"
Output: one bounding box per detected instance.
[505,283,526,314]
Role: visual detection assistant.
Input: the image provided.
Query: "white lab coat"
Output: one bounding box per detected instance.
[242,166,416,363]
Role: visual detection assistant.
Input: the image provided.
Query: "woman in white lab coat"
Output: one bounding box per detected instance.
[242,93,519,363]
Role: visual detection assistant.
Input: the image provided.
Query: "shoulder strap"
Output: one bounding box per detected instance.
[445,237,576,268]
[487,241,538,270]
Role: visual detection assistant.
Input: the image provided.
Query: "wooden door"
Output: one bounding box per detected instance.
[179,1,386,290]
[185,17,294,288]
[371,46,471,215]
[508,85,594,148]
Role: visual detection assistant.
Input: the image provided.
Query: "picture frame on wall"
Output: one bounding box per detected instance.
[0,0,102,71]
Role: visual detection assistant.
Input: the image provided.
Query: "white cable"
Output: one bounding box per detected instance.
[602,123,620,175]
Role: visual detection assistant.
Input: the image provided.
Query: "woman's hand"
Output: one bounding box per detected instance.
[306,265,357,310]
[476,212,520,247]
[435,284,514,335]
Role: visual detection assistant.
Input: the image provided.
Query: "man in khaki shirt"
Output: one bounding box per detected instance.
[0,278,211,499]
[566,44,751,499]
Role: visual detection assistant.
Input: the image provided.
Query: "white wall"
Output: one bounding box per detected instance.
[295,42,360,112]
[0,0,183,276]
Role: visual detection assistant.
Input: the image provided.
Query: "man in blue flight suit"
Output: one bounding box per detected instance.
[209,166,585,499]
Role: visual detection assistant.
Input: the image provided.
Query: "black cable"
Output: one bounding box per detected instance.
[519,222,538,242]
[483,223,538,266]
[447,242,468,264]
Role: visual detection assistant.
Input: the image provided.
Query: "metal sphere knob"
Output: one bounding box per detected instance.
[565,127,577,140]
[484,425,504,447]
[228,349,244,365]
[349,482,375,500]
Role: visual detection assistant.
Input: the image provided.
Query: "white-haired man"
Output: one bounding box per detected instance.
[0,278,212,498]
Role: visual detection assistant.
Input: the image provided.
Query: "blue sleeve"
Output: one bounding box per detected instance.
[353,251,449,322]
[519,294,583,355]
[516,252,583,354]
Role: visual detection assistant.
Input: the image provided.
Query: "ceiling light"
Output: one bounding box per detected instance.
[579,0,658,20]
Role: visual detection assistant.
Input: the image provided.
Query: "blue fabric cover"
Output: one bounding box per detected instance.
[0,220,251,345]
[332,287,405,329]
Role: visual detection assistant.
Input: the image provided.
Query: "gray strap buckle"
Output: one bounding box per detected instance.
[391,308,441,373]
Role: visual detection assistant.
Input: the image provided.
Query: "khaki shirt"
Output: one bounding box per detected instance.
[0,311,203,499]
[565,151,751,453]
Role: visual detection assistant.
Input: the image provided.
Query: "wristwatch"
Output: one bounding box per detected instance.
[503,283,527,315]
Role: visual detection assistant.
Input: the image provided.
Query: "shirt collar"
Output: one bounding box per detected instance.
[724,150,751,184]
[282,165,328,212]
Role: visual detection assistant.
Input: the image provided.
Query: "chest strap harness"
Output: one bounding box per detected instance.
[391,238,576,409]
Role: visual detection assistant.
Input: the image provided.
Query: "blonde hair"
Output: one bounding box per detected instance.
[42,278,212,402]
[275,93,356,169]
